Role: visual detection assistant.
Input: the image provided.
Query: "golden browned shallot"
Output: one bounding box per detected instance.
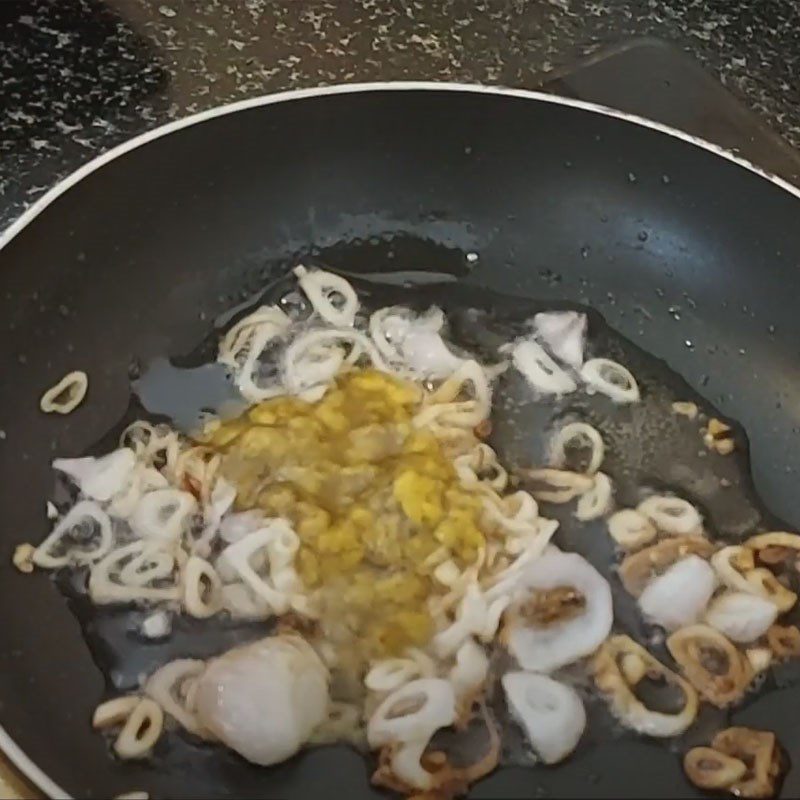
[666,624,753,707]
[593,635,698,737]
[683,746,747,791]
[618,536,715,597]
[712,727,782,799]
[766,624,800,660]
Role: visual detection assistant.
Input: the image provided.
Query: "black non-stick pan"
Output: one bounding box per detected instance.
[1,84,800,799]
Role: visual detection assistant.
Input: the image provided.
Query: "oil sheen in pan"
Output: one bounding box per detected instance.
[53,268,800,797]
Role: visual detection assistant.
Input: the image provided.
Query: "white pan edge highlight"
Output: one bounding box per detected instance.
[1,80,798,800]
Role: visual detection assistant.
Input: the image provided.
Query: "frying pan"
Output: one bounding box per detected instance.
[1,83,800,799]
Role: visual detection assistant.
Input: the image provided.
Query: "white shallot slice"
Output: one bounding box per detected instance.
[93,696,140,729]
[705,592,778,643]
[367,678,456,749]
[89,541,182,604]
[484,523,560,601]
[369,306,461,378]
[129,488,197,543]
[502,672,586,764]
[607,509,657,550]
[454,443,508,492]
[223,307,290,402]
[40,370,88,414]
[294,265,358,326]
[637,495,702,535]
[638,555,717,631]
[432,582,508,657]
[114,699,164,760]
[145,659,210,738]
[413,360,492,430]
[190,477,237,557]
[369,306,416,364]
[594,635,698,737]
[482,491,539,537]
[52,448,137,502]
[194,636,329,766]
[533,311,587,369]
[581,358,640,403]
[512,340,577,395]
[33,500,113,569]
[549,421,605,475]
[108,465,169,520]
[283,328,388,395]
[400,327,463,380]
[366,658,427,693]
[93,696,164,760]
[523,468,594,504]
[504,549,613,673]
[217,526,292,614]
[448,638,489,706]
[575,472,613,521]
[217,305,289,368]
[183,556,223,618]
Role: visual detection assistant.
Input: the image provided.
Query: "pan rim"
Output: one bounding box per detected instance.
[1,78,798,800]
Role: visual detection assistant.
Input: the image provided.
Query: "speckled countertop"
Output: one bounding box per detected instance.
[0,0,798,233]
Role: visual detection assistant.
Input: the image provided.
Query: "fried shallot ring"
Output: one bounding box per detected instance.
[712,546,798,613]
[637,495,702,536]
[520,468,594,504]
[548,421,605,475]
[684,746,747,791]
[766,624,800,660]
[182,555,223,619]
[372,702,500,799]
[40,370,88,414]
[712,727,783,799]
[575,472,613,521]
[607,509,657,550]
[93,696,164,760]
[666,624,753,707]
[618,536,715,597]
[593,635,698,737]
[746,532,800,552]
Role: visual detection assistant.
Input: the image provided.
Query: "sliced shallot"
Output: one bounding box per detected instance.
[503,549,613,673]
[194,636,330,766]
[575,472,613,521]
[594,635,698,737]
[637,495,702,535]
[183,555,223,619]
[637,555,717,631]
[448,638,489,714]
[52,448,136,502]
[294,265,358,327]
[581,358,639,403]
[607,509,657,550]
[512,340,577,395]
[549,421,604,474]
[129,488,197,543]
[667,624,753,707]
[502,671,586,764]
[532,311,587,369]
[89,541,182,604]
[620,536,715,597]
[705,592,778,643]
[33,500,113,569]
[367,678,456,749]
[522,468,594,504]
